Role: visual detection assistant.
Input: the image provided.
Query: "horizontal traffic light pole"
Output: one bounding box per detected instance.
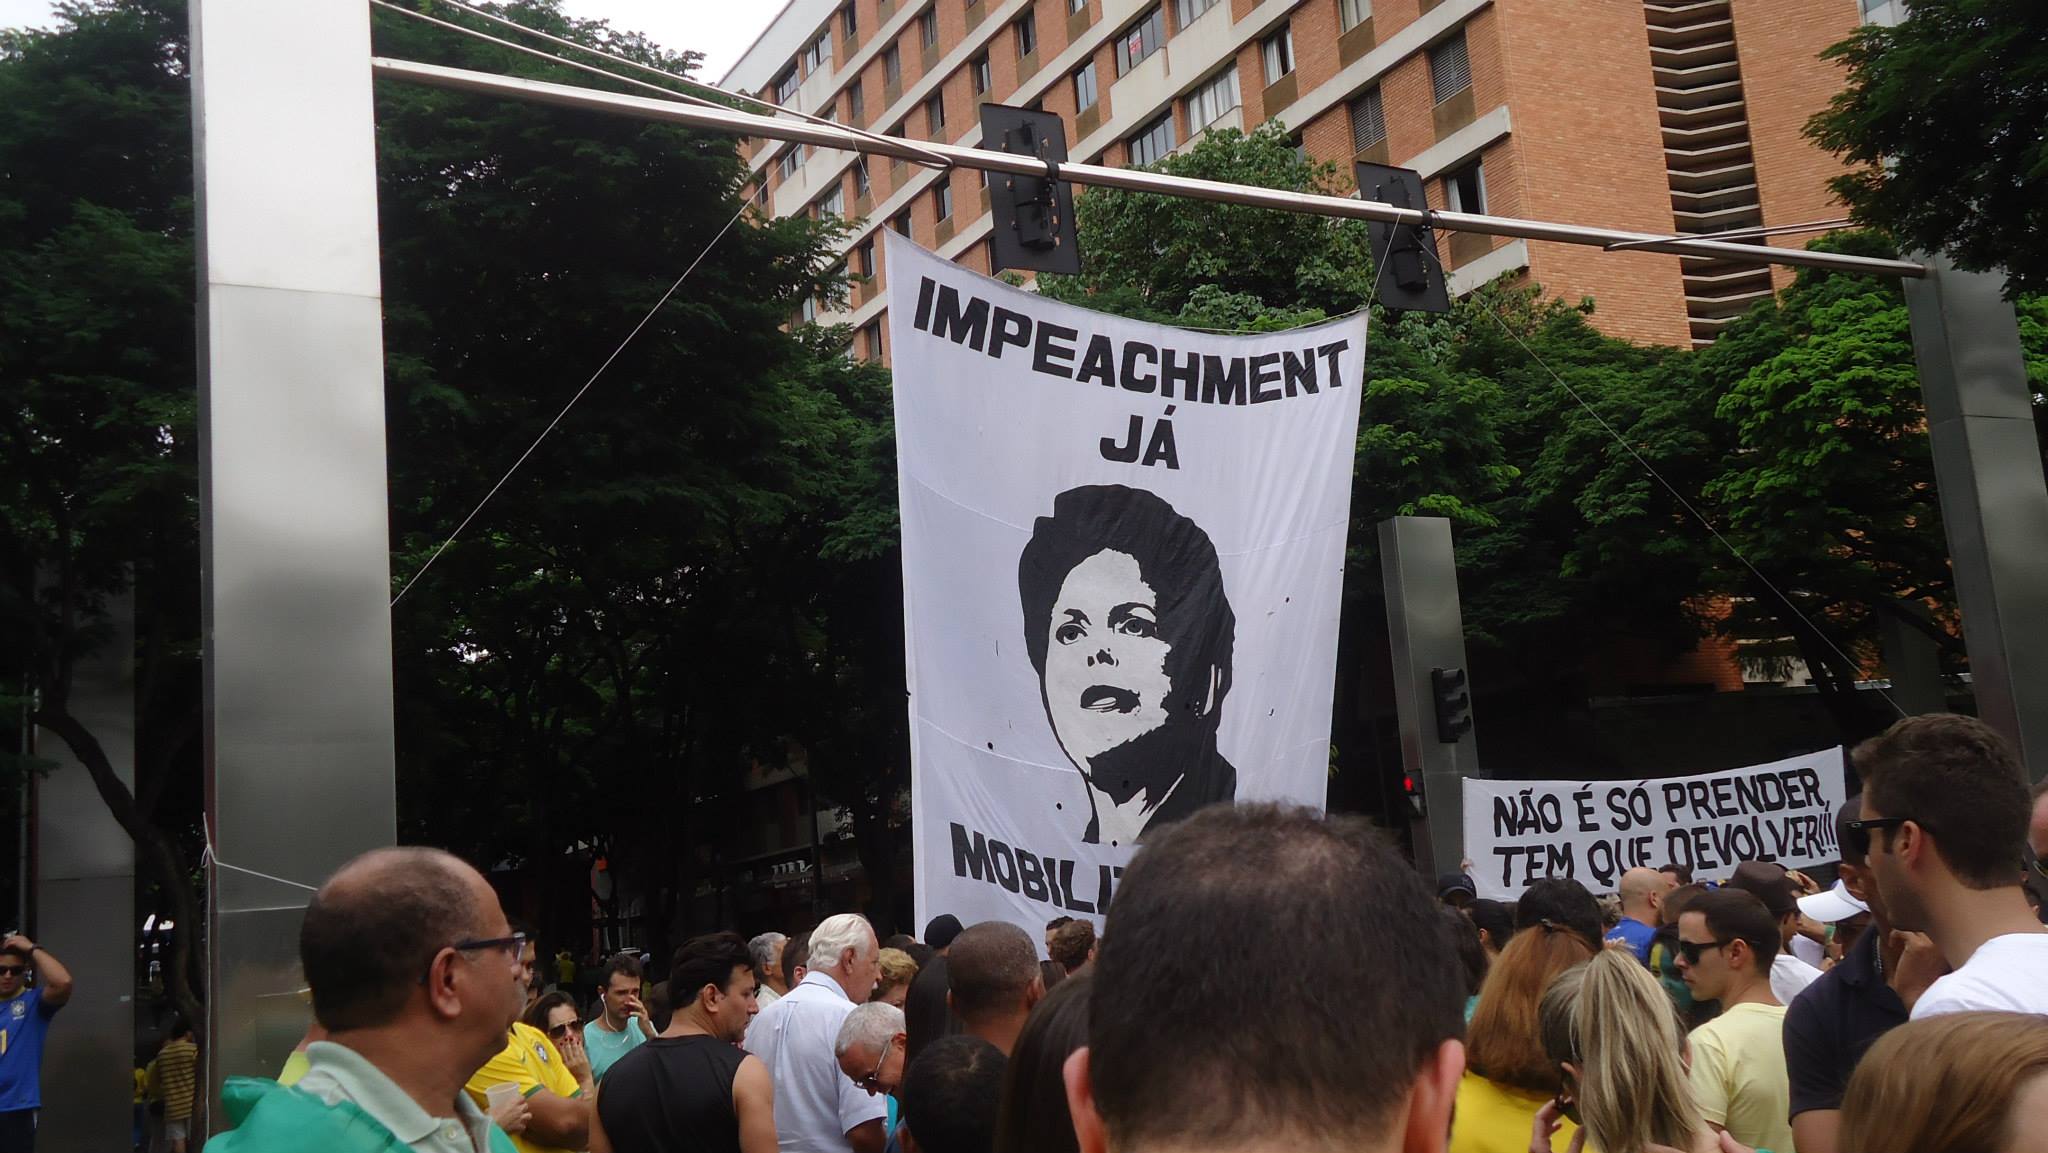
[370,56,1926,281]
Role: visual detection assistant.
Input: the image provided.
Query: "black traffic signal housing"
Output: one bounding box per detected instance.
[1356,162,1450,314]
[1401,771,1427,817]
[980,104,1080,275]
[1432,666,1473,744]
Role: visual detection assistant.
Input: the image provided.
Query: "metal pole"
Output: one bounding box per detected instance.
[368,57,1926,281]
[1379,517,1477,879]
[1903,255,2048,781]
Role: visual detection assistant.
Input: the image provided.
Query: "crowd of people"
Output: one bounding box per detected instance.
[199,712,2048,1153]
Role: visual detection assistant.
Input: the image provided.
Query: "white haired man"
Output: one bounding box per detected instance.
[744,914,886,1153]
[835,1002,908,1099]
[749,933,790,1009]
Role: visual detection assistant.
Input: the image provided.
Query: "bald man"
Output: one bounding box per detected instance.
[944,922,1043,1056]
[213,847,528,1153]
[1604,866,1674,964]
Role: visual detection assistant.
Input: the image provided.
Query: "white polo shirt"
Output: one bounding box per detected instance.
[744,970,888,1153]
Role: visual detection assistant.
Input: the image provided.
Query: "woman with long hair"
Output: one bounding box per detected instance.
[1450,920,1595,1153]
[1840,1011,2048,1153]
[1537,949,1714,1153]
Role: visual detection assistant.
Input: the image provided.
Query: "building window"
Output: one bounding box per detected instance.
[1262,26,1294,85]
[934,181,954,220]
[803,29,831,73]
[1340,0,1371,30]
[853,162,871,197]
[818,184,845,218]
[1444,160,1485,213]
[1186,68,1240,131]
[776,145,803,179]
[1430,30,1471,104]
[1348,86,1385,152]
[884,43,902,86]
[774,66,800,103]
[1016,10,1038,57]
[972,54,992,95]
[1070,0,1087,13]
[920,8,939,46]
[841,2,858,40]
[847,78,865,124]
[799,296,818,323]
[1115,6,1165,75]
[856,238,876,277]
[985,237,999,272]
[1126,111,1176,167]
[893,210,913,237]
[864,321,884,360]
[754,179,769,209]
[926,93,946,135]
[1175,0,1220,28]
[1072,60,1099,110]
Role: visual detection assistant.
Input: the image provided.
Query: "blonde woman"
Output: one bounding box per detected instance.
[1534,949,1720,1153]
[873,947,919,1008]
[1839,1011,2048,1153]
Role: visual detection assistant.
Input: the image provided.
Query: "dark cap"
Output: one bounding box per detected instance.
[1726,861,1797,918]
[923,913,965,950]
[1436,873,1477,900]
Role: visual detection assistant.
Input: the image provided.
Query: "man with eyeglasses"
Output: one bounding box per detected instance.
[1675,887,1793,1153]
[468,930,593,1153]
[0,933,72,1152]
[212,847,525,1153]
[590,932,775,1153]
[1853,713,2048,1018]
[835,1002,908,1128]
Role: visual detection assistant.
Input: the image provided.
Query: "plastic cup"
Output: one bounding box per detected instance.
[485,1083,521,1115]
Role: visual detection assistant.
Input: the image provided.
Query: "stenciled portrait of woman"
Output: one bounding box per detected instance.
[1017,484,1238,845]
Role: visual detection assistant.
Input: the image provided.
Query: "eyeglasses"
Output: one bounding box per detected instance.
[1845,817,1914,834]
[0,966,23,977]
[1676,938,1734,965]
[858,1038,892,1093]
[419,932,529,984]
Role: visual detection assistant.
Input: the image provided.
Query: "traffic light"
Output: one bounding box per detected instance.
[1431,666,1472,744]
[1402,771,1427,817]
[980,104,1080,275]
[1356,162,1450,314]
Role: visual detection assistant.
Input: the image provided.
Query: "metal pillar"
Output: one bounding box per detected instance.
[1903,255,2048,781]
[33,589,134,1153]
[191,0,396,1102]
[1380,517,1479,877]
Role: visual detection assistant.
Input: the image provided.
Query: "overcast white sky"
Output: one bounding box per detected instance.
[0,1,782,83]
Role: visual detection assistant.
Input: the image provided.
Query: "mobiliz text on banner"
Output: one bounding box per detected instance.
[886,233,1365,933]
[1460,749,1847,899]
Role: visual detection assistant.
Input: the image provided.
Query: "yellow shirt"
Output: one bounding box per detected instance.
[1688,1002,1794,1153]
[465,1022,584,1153]
[279,1048,311,1086]
[1451,1070,1579,1153]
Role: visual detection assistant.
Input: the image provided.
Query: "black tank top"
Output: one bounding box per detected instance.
[596,1034,749,1153]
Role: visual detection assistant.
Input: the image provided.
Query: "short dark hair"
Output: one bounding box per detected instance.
[671,932,755,1004]
[1515,878,1603,951]
[1687,888,1780,972]
[1017,485,1235,726]
[301,847,483,1032]
[885,933,919,954]
[1661,883,1710,929]
[1089,804,1463,1147]
[924,914,965,951]
[1658,863,1694,885]
[1045,916,1074,933]
[1444,906,1487,997]
[947,922,1038,1022]
[782,930,811,990]
[899,1035,1008,1153]
[523,990,576,1033]
[1465,899,1514,950]
[994,973,1091,1153]
[0,944,28,965]
[600,952,643,988]
[169,1014,193,1040]
[1839,794,1868,865]
[1855,714,2030,889]
[1048,920,1095,972]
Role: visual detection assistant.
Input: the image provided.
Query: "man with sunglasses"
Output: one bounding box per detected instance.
[590,932,775,1153]
[1676,887,1793,1153]
[1854,713,2048,1019]
[212,847,525,1153]
[0,933,72,1153]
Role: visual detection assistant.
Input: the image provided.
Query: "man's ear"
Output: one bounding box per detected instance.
[1065,1047,1110,1153]
[1401,1038,1464,1153]
[1841,862,1871,903]
[1026,975,1047,1011]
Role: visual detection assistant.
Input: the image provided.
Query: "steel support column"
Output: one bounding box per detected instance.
[1904,255,2048,781]
[1380,517,1479,877]
[190,0,396,1104]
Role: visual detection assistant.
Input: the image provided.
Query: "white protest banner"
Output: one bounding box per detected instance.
[887,233,1365,932]
[1461,748,1848,899]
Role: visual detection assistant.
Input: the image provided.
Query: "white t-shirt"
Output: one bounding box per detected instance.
[1771,951,1824,1006]
[742,971,888,1153]
[1913,932,2048,1019]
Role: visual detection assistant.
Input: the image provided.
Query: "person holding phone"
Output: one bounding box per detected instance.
[584,954,652,1081]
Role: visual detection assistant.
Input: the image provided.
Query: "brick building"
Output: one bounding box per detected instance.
[727,0,1887,355]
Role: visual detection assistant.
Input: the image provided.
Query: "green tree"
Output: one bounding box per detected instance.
[1808,0,2048,295]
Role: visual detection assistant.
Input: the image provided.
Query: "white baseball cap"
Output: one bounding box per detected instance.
[1798,879,1869,923]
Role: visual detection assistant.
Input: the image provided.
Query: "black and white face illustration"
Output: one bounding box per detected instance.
[1019,485,1238,842]
[1042,548,1175,765]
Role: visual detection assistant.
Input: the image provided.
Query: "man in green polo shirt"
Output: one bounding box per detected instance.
[213,847,530,1153]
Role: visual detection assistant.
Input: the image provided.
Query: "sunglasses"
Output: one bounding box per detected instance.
[1845,816,1922,836]
[546,1022,576,1039]
[1676,938,1734,965]
[0,966,23,977]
